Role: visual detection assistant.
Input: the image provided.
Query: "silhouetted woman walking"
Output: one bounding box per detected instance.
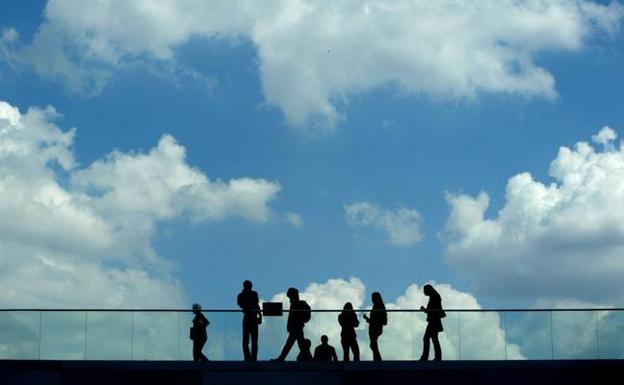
[419,284,444,361]
[190,303,210,362]
[338,302,360,361]
[363,292,386,361]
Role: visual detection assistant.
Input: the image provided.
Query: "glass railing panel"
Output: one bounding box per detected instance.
[258,311,289,361]
[196,311,225,361]
[439,310,460,361]
[596,310,624,359]
[0,311,41,359]
[132,311,178,360]
[458,311,506,360]
[552,310,598,359]
[504,311,550,360]
[178,311,193,360]
[40,311,86,360]
[200,311,228,361]
[217,311,240,360]
[85,311,132,360]
[1,308,621,361]
[380,310,413,360]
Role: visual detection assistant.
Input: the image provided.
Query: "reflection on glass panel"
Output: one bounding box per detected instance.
[552,311,597,359]
[597,310,624,359]
[459,311,506,360]
[133,312,178,360]
[0,311,40,359]
[40,311,86,360]
[86,312,132,360]
[504,311,550,360]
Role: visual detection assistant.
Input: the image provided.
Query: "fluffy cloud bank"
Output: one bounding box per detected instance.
[442,127,624,306]
[2,1,622,128]
[265,278,523,360]
[345,201,423,246]
[0,100,280,307]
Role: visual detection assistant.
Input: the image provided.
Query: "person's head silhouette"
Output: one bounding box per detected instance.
[192,303,202,314]
[286,287,299,302]
[321,335,329,345]
[343,302,354,311]
[303,338,312,350]
[423,284,440,299]
[243,280,252,291]
[372,292,384,307]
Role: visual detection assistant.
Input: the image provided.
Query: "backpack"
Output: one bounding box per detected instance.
[299,300,311,323]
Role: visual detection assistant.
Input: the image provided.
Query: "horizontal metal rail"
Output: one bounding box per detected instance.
[0,308,622,312]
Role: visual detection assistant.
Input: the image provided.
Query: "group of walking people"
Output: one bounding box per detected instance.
[189,281,445,362]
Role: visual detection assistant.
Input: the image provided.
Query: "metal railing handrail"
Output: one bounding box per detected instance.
[0,307,622,312]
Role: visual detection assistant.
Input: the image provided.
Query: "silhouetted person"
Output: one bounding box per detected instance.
[237,279,262,361]
[190,303,210,362]
[338,302,360,361]
[297,338,313,361]
[363,292,386,361]
[419,284,444,361]
[273,287,311,360]
[314,335,338,362]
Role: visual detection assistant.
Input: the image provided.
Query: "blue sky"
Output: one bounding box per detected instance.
[1,0,624,312]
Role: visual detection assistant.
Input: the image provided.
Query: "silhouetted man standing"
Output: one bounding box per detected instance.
[273,287,311,361]
[237,280,262,361]
[314,335,338,362]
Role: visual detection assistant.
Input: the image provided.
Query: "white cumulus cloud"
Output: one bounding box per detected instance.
[266,278,523,360]
[442,127,624,306]
[1,1,622,129]
[0,99,281,308]
[592,126,618,149]
[345,201,423,246]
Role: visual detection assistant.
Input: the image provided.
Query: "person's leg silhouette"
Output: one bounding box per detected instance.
[250,323,259,361]
[277,329,304,360]
[432,331,441,361]
[193,337,208,362]
[369,328,382,361]
[420,323,438,361]
[341,339,350,361]
[352,340,360,361]
[242,324,251,361]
